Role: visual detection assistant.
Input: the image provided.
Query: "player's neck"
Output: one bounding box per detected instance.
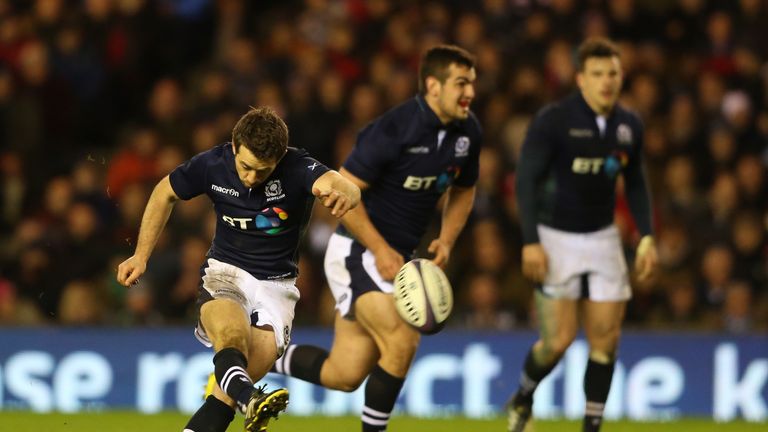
[581,92,613,117]
[425,96,452,125]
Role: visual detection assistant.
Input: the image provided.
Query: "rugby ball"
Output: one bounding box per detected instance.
[393,258,453,334]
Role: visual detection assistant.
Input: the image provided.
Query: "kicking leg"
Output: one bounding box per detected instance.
[185,298,254,432]
[201,298,256,411]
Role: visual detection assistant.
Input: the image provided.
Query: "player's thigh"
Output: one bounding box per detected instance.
[582,300,626,353]
[322,311,380,390]
[200,298,251,352]
[245,325,278,381]
[534,291,579,355]
[355,291,420,357]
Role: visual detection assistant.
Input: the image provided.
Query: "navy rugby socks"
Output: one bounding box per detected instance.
[362,364,404,432]
[213,347,254,408]
[583,359,615,432]
[183,395,235,432]
[271,344,328,386]
[515,347,559,404]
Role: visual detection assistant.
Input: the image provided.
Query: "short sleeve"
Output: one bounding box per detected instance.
[169,152,208,200]
[342,120,400,184]
[297,152,331,194]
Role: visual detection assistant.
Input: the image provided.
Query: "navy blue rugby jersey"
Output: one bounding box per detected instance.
[516,92,652,244]
[340,94,482,256]
[169,143,330,279]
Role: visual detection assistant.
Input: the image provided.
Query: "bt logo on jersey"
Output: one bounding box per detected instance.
[572,157,604,174]
[403,175,438,190]
[572,152,628,177]
[222,207,288,234]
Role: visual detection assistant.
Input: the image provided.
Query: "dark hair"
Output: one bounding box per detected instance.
[418,45,475,94]
[576,38,621,71]
[231,106,288,161]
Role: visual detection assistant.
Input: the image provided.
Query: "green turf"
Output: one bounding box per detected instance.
[0,412,763,431]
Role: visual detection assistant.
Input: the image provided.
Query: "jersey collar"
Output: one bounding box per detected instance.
[223,142,238,175]
[415,94,451,128]
[575,91,616,119]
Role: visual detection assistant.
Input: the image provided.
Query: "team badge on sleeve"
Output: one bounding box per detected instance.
[617,124,633,146]
[455,136,470,157]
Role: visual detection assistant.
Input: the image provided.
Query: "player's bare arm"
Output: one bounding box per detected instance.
[337,167,404,280]
[428,185,476,268]
[634,235,657,282]
[312,170,361,217]
[622,122,656,283]
[522,243,549,283]
[116,175,179,287]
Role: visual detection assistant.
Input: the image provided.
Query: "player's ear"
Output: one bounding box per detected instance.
[426,76,440,96]
[575,72,585,90]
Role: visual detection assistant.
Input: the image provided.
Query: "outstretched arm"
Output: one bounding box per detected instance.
[428,185,475,268]
[311,170,361,218]
[337,167,404,281]
[116,175,179,287]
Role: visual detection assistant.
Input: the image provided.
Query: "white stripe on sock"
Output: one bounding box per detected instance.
[274,354,285,374]
[585,401,606,416]
[283,344,297,376]
[222,367,249,392]
[361,414,389,426]
[520,371,537,392]
[362,405,390,420]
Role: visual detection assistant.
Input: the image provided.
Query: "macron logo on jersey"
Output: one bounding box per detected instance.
[211,184,239,197]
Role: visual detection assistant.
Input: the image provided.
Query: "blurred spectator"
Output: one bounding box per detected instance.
[0,1,764,332]
[649,272,711,330]
[720,280,754,334]
[706,172,740,241]
[734,154,766,209]
[729,210,766,285]
[660,155,708,232]
[0,277,43,325]
[698,243,735,308]
[0,151,25,233]
[106,127,159,199]
[58,279,105,325]
[459,272,515,330]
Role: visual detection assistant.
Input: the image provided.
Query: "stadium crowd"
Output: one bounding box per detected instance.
[0,0,766,333]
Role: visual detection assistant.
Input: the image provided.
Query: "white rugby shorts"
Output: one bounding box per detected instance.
[324,232,394,317]
[537,224,630,302]
[194,258,299,356]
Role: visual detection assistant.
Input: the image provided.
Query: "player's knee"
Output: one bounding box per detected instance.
[589,322,622,346]
[324,365,367,391]
[334,374,366,392]
[589,350,616,364]
[541,335,575,360]
[380,331,419,358]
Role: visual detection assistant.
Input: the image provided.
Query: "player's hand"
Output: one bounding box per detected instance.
[634,235,657,282]
[427,238,451,268]
[313,187,355,217]
[522,243,548,283]
[117,255,147,287]
[372,244,405,281]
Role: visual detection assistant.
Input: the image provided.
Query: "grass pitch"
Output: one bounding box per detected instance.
[0,412,763,431]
